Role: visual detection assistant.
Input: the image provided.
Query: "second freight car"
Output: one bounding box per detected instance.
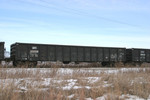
[126,48,150,63]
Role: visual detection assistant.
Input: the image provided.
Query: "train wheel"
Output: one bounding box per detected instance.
[13,61,18,67]
[102,62,110,67]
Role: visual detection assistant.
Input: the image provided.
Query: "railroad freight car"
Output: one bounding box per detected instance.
[126,48,150,63]
[11,42,126,66]
[0,42,4,61]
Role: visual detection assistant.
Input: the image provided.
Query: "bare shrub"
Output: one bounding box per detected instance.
[114,62,125,68]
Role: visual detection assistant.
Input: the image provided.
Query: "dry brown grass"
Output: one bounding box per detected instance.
[1,61,150,68]
[0,65,150,100]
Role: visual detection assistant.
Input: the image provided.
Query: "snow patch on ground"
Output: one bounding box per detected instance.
[62,79,77,90]
[85,94,149,100]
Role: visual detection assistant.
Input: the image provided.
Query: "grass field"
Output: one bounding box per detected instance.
[0,63,150,100]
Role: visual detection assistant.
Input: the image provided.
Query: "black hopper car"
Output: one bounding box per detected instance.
[0,42,150,66]
[126,48,150,64]
[11,42,126,66]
